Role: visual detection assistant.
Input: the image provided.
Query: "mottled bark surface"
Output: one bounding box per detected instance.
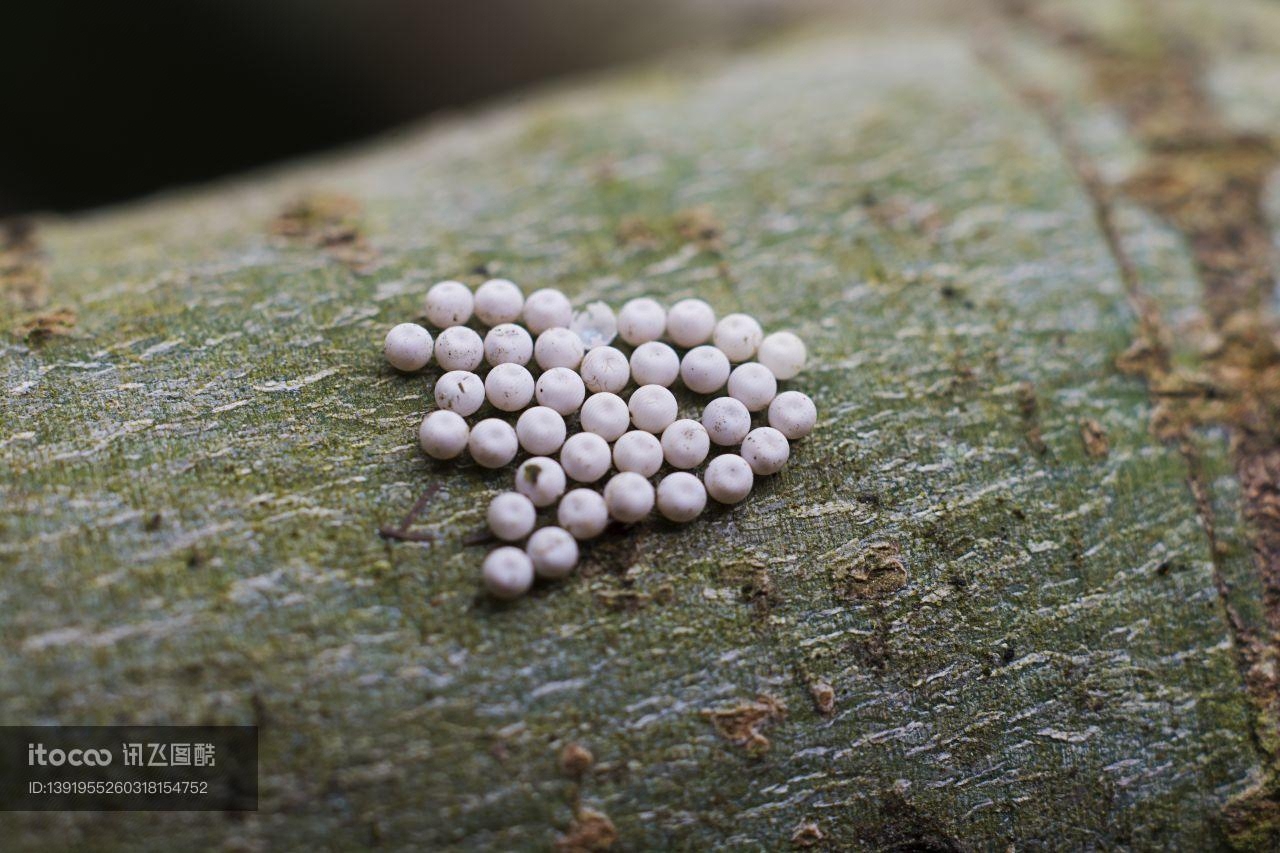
[4,4,1280,850]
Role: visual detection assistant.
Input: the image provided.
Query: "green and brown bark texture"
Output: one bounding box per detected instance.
[5,1,1280,849]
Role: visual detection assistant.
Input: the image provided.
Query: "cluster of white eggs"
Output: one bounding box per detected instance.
[383,278,816,600]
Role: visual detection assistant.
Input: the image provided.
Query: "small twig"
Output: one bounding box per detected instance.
[462,528,495,547]
[379,483,442,542]
[975,40,1172,375]
[378,527,438,543]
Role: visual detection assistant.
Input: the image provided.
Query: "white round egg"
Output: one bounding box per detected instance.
[660,419,710,469]
[424,280,473,328]
[612,430,664,477]
[727,362,777,412]
[483,323,534,366]
[603,472,655,524]
[712,313,764,362]
[741,426,790,475]
[701,396,751,446]
[535,367,586,416]
[418,410,470,460]
[434,326,484,372]
[384,323,433,372]
[515,406,567,456]
[434,370,486,416]
[680,345,731,394]
[617,297,666,345]
[630,342,680,387]
[558,489,610,540]
[523,288,573,335]
[656,472,707,523]
[704,453,753,504]
[468,418,519,469]
[666,298,716,347]
[628,384,678,433]
[473,278,524,326]
[485,363,535,412]
[526,526,579,579]
[560,432,611,483]
[487,492,537,542]
[757,331,807,380]
[579,346,630,394]
[515,456,568,507]
[482,546,534,599]
[580,392,630,442]
[768,390,817,440]
[535,327,586,371]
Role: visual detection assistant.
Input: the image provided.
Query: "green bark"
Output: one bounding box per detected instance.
[3,7,1279,850]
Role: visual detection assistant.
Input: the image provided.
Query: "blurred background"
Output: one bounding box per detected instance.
[1,0,857,217]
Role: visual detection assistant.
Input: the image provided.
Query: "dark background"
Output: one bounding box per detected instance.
[1,0,834,217]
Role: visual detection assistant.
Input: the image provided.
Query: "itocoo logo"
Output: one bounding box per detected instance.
[27,743,113,766]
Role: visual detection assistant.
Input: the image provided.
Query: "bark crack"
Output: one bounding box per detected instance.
[987,1,1280,841]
